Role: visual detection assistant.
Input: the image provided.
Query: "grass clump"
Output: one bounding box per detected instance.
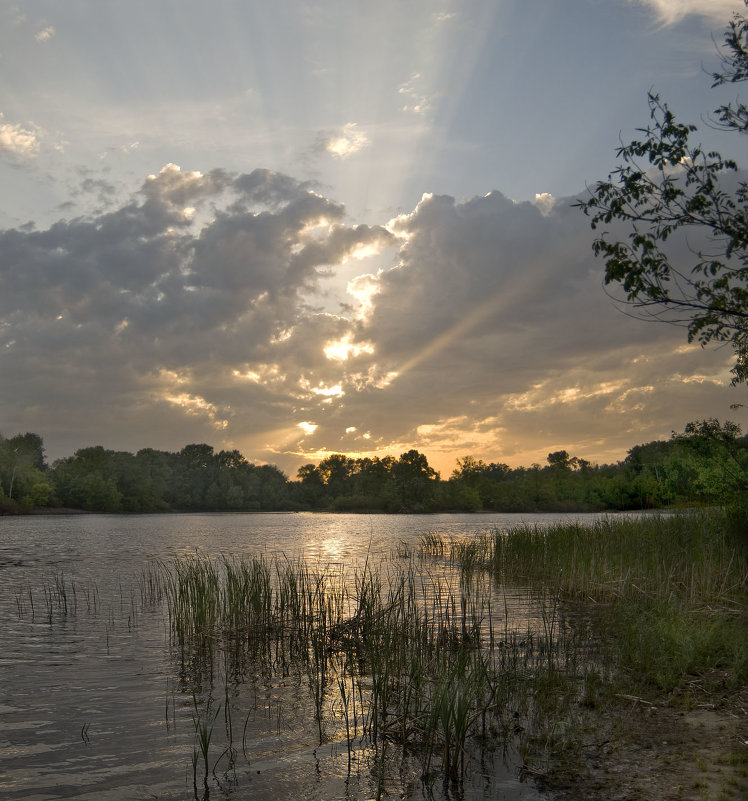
[481,510,747,693]
[156,549,574,792]
[615,601,748,692]
[432,508,747,785]
[486,511,745,605]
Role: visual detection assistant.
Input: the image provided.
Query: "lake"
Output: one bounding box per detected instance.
[0,511,610,801]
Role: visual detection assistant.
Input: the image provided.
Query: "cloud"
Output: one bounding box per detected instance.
[0,113,40,157]
[4,6,25,26]
[0,165,740,472]
[398,74,433,114]
[532,193,555,216]
[0,165,394,463]
[35,26,55,42]
[316,123,370,159]
[289,188,739,470]
[75,176,119,205]
[629,0,740,25]
[102,141,140,159]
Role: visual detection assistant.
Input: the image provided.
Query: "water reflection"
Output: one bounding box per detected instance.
[157,547,571,801]
[318,536,346,560]
[0,512,606,800]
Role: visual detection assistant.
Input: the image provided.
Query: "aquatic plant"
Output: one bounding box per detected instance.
[157,547,566,793]
[143,509,746,795]
[191,693,220,798]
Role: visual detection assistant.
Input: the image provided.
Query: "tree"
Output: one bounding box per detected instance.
[451,456,489,485]
[546,450,578,471]
[711,5,748,133]
[316,454,356,498]
[0,432,49,510]
[50,446,124,511]
[670,418,748,501]
[392,450,438,510]
[576,4,748,384]
[296,463,326,507]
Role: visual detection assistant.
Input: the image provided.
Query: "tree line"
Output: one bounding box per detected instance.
[1,420,746,514]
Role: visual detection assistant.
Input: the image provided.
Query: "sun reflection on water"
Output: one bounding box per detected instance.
[319,536,345,560]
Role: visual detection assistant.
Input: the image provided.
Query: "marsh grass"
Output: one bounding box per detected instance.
[426,512,747,680]
[191,692,220,797]
[154,543,601,796]
[414,510,746,780]
[15,571,104,624]
[485,512,745,606]
[17,510,741,796]
[489,512,747,692]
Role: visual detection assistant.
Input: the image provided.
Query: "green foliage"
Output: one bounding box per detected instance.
[391,448,438,510]
[626,418,748,506]
[29,482,52,507]
[711,3,748,134]
[3,418,746,514]
[288,421,745,513]
[46,441,292,513]
[615,602,748,692]
[295,450,439,512]
[547,450,577,470]
[576,5,748,384]
[0,432,49,511]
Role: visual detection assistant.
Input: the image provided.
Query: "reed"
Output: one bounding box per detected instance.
[482,511,746,607]
[158,549,543,789]
[14,571,101,624]
[191,693,220,797]
[152,511,744,796]
[453,510,747,694]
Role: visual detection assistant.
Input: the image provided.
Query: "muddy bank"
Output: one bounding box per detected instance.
[543,684,747,801]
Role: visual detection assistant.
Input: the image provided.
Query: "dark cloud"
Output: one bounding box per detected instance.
[0,165,397,464]
[359,192,647,380]
[0,167,741,471]
[293,189,741,469]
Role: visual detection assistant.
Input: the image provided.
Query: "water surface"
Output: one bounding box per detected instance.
[1,511,608,800]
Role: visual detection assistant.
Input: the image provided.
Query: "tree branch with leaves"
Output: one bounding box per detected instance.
[576,3,747,384]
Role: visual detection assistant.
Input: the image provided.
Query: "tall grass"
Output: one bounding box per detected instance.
[468,511,748,691]
[15,571,103,623]
[485,512,745,606]
[155,548,575,791]
[413,510,747,779]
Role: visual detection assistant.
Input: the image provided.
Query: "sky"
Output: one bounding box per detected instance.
[1,0,746,477]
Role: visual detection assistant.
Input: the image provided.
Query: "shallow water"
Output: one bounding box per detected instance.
[0,511,608,800]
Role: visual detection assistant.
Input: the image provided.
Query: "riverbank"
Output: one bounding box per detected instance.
[474,510,747,801]
[544,681,747,801]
